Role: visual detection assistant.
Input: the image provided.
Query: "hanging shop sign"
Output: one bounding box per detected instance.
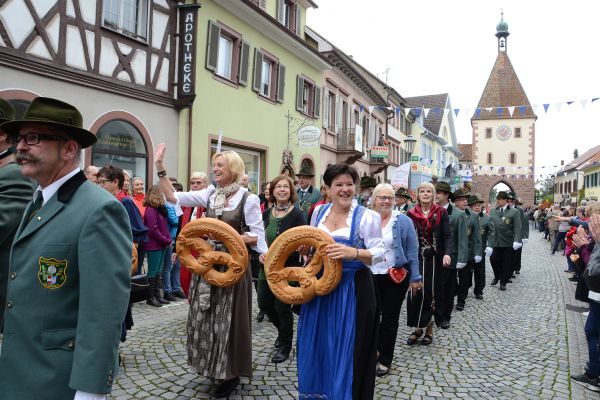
[297,125,320,147]
[370,146,388,159]
[177,4,201,107]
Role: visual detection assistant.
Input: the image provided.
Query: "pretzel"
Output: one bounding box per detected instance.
[131,244,138,276]
[264,226,342,305]
[176,218,248,287]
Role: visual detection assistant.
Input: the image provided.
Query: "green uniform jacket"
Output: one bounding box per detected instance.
[447,204,469,268]
[516,206,529,240]
[0,162,35,325]
[0,171,132,400]
[295,185,321,221]
[488,206,523,248]
[478,212,494,251]
[464,209,482,260]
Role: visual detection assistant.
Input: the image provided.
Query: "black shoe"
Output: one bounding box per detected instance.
[515,271,520,274]
[257,310,265,323]
[491,279,498,286]
[274,338,281,349]
[507,279,513,283]
[157,296,170,304]
[569,276,579,282]
[407,329,423,345]
[146,296,162,307]
[271,347,291,363]
[376,363,390,377]
[213,377,240,398]
[475,294,483,300]
[172,290,186,299]
[511,274,516,278]
[421,334,433,346]
[163,292,177,302]
[456,302,465,311]
[500,284,507,291]
[571,373,600,392]
[441,320,450,329]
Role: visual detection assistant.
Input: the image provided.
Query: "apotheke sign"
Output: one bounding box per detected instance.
[177,4,201,106]
[297,125,320,147]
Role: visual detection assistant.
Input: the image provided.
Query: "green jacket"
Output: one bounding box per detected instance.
[516,206,529,239]
[488,205,523,248]
[477,212,494,251]
[295,185,321,221]
[464,208,482,260]
[0,171,132,400]
[447,204,468,268]
[0,162,35,325]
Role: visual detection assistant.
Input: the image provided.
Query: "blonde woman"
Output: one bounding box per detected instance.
[154,144,267,398]
[405,182,451,346]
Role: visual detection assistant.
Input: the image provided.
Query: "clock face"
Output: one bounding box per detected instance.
[496,125,512,141]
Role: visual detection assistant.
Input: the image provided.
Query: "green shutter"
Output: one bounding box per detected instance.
[238,40,250,86]
[276,63,285,103]
[313,86,321,118]
[252,48,263,93]
[296,75,304,112]
[206,21,220,72]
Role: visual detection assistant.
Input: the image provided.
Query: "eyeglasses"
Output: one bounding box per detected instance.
[97,179,115,185]
[376,196,394,202]
[12,133,69,146]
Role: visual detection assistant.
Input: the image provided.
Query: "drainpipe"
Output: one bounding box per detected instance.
[187,107,193,187]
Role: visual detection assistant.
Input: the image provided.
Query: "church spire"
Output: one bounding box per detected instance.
[495,11,509,53]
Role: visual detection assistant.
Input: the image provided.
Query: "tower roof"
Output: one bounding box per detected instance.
[472,52,536,120]
[405,93,448,134]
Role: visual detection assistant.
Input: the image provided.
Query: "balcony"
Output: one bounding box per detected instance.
[336,128,364,165]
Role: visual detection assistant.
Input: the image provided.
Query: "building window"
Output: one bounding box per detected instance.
[103,0,149,40]
[277,0,301,35]
[485,128,492,138]
[487,152,493,164]
[296,75,319,117]
[253,49,284,103]
[341,99,348,131]
[328,91,335,130]
[509,152,516,164]
[560,182,564,193]
[92,119,148,183]
[515,127,522,138]
[210,142,263,194]
[206,21,249,86]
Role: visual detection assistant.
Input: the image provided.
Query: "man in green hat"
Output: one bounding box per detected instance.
[488,191,523,291]
[468,195,494,300]
[0,97,132,399]
[454,189,482,311]
[510,196,529,276]
[295,161,321,221]
[434,181,468,329]
[357,175,377,207]
[0,98,35,329]
[394,187,411,214]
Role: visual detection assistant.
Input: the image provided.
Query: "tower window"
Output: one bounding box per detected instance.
[485,128,492,138]
[515,127,521,138]
[509,152,516,164]
[487,152,493,164]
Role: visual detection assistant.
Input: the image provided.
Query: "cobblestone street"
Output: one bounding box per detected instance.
[104,227,598,399]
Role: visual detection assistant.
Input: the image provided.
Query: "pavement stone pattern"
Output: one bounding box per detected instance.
[0,228,593,399]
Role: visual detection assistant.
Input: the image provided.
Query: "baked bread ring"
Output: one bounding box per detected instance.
[176,218,248,287]
[264,226,342,305]
[131,244,138,276]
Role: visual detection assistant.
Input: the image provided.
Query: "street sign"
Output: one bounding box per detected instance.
[370,146,388,158]
[411,155,419,162]
[453,176,460,184]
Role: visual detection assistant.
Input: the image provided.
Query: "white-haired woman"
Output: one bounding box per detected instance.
[370,183,420,376]
[405,182,451,346]
[155,144,267,398]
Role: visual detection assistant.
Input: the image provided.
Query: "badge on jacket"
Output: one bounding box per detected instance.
[38,257,68,289]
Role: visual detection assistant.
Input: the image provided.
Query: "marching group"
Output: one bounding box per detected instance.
[3,96,599,399]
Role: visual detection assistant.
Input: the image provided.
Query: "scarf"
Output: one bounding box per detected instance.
[212,182,241,216]
[409,203,441,237]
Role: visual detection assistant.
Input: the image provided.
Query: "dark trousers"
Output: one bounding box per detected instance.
[552,231,567,254]
[434,267,456,322]
[257,278,293,348]
[512,247,523,273]
[373,273,410,368]
[473,259,486,295]
[585,301,600,376]
[491,247,513,285]
[456,261,475,303]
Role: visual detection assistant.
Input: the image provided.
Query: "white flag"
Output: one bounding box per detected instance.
[508,106,515,117]
[216,129,223,153]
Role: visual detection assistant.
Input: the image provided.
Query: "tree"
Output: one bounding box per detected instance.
[574,149,579,159]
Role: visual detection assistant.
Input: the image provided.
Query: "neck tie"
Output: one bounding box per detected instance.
[26,192,43,225]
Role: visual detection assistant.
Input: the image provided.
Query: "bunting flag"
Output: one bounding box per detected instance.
[508,106,515,117]
[474,108,481,117]
[424,108,430,118]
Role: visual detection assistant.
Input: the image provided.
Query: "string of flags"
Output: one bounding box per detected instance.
[357,97,600,117]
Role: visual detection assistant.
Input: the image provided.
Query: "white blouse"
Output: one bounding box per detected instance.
[311,203,385,265]
[371,210,400,275]
[174,186,268,254]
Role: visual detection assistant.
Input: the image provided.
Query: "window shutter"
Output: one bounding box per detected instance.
[276,63,285,103]
[276,0,284,23]
[295,5,301,36]
[313,86,321,118]
[296,75,304,112]
[252,48,263,93]
[206,21,220,72]
[335,96,342,133]
[322,89,329,128]
[238,41,250,86]
[350,106,355,129]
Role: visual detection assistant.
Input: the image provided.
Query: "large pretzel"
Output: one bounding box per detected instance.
[264,226,342,305]
[176,218,248,287]
[131,244,138,276]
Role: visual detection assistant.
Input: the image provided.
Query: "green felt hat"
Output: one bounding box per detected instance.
[496,191,510,200]
[1,97,97,148]
[468,195,484,205]
[0,98,15,124]
[453,189,470,200]
[360,175,377,189]
[395,187,411,199]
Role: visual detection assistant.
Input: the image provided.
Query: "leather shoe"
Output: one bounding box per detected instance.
[213,377,240,398]
[163,292,177,302]
[499,284,507,291]
[441,320,450,329]
[274,338,281,349]
[456,302,465,311]
[271,347,290,363]
[475,294,483,300]
[172,290,186,299]
[376,363,390,377]
[490,279,498,285]
[257,310,265,323]
[515,271,520,275]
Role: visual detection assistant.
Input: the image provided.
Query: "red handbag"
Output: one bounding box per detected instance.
[388,267,407,284]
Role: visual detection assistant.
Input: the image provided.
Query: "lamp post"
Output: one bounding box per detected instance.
[403,135,417,190]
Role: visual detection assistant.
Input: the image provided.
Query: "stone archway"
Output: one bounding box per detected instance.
[472,175,535,206]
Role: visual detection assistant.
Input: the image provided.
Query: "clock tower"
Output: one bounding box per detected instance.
[470,13,537,205]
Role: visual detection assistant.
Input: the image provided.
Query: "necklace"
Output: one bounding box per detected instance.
[274,202,290,212]
[422,209,430,216]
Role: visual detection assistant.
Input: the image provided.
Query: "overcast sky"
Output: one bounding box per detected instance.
[307,0,600,176]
